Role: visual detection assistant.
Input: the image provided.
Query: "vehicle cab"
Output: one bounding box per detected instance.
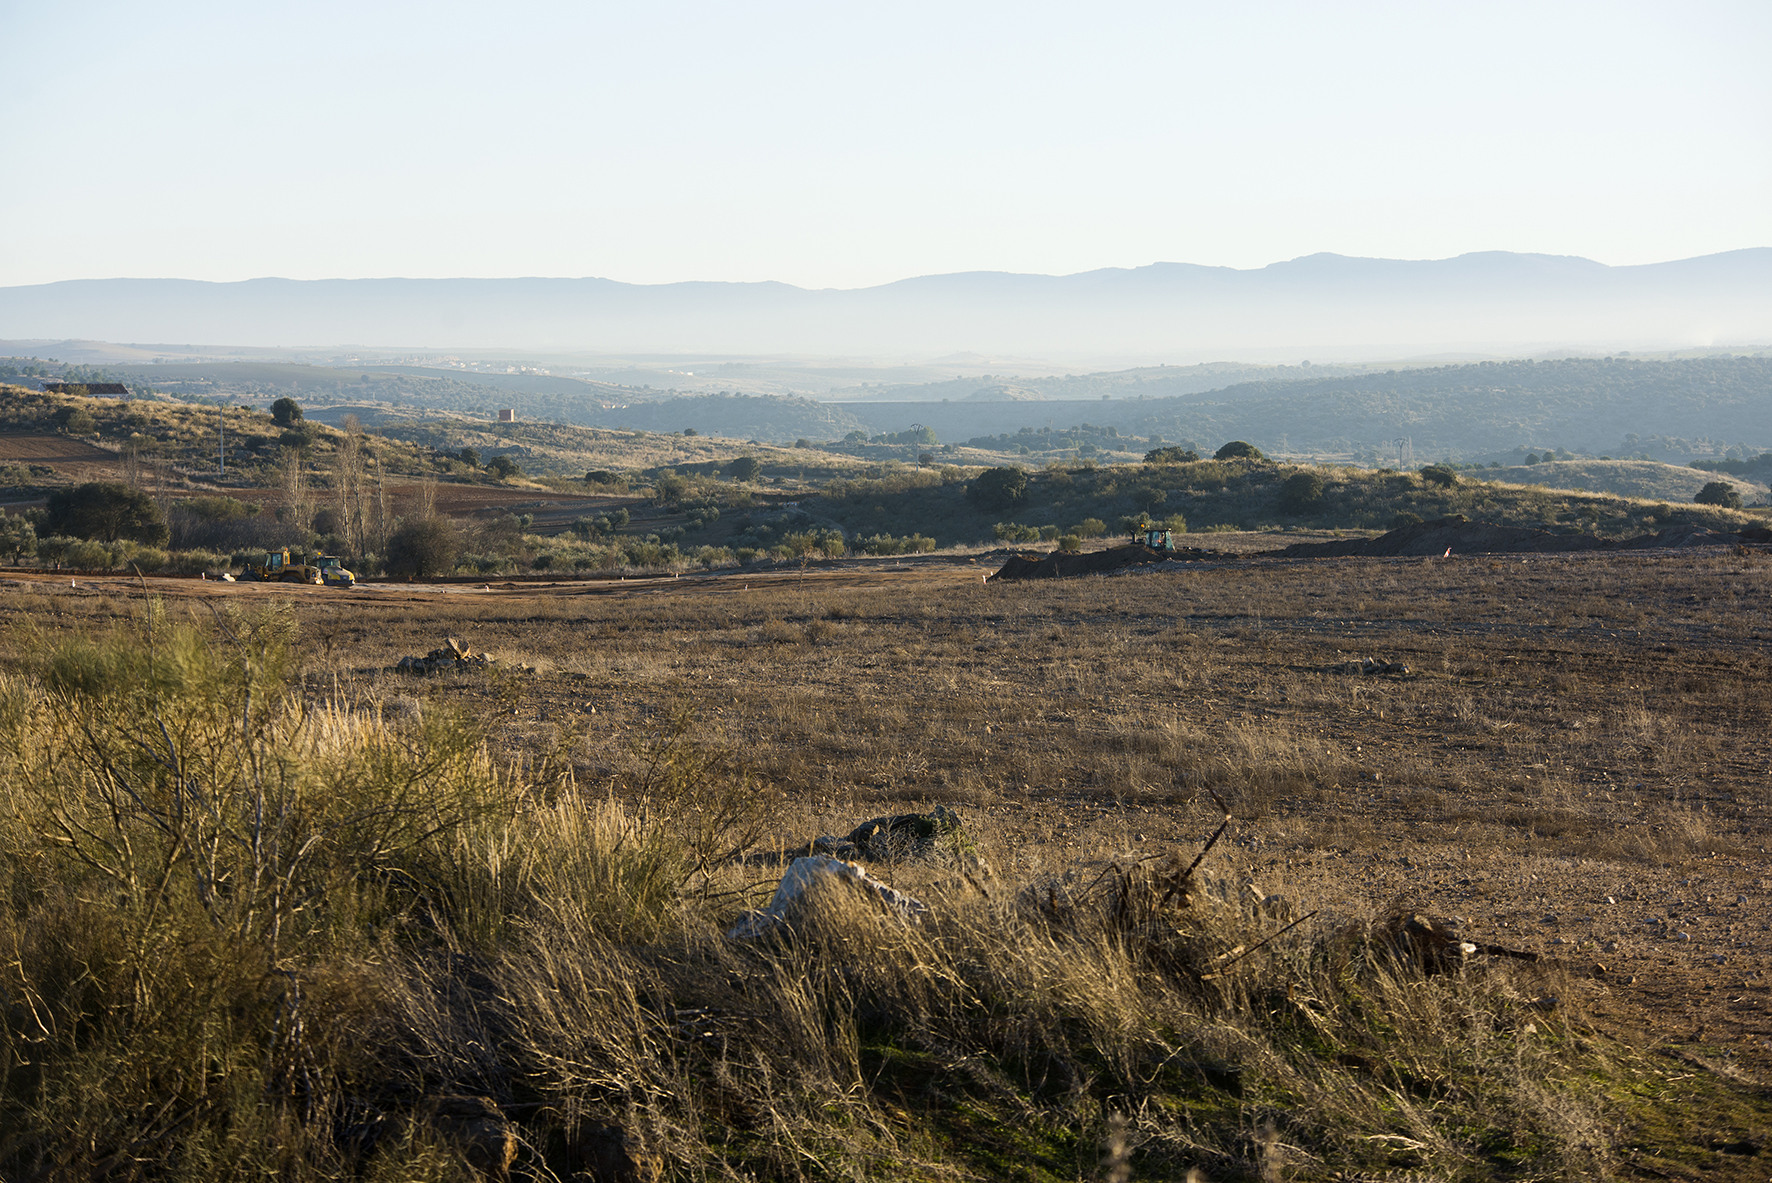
[315,556,356,588]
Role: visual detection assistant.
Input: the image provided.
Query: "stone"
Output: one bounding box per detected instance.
[727,856,928,939]
[417,1095,517,1181]
[844,804,964,861]
[572,1123,661,1182]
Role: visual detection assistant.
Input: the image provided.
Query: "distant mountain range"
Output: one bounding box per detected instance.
[2,250,1768,359]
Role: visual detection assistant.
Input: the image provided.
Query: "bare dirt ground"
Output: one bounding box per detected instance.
[0,433,128,486]
[5,545,1771,1169]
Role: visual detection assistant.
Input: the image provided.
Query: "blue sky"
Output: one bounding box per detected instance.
[2,0,1767,288]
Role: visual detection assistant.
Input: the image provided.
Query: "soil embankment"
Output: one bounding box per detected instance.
[990,515,1769,579]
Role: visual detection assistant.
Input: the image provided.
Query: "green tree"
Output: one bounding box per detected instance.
[1695,480,1742,509]
[653,470,691,508]
[44,482,169,545]
[486,454,521,479]
[1213,441,1265,461]
[270,397,303,427]
[726,456,762,481]
[966,466,1029,511]
[0,508,37,562]
[458,447,481,467]
[385,516,460,577]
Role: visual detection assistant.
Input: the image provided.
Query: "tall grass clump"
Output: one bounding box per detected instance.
[0,602,509,1177]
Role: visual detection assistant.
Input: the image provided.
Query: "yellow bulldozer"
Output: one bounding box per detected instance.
[241,548,323,584]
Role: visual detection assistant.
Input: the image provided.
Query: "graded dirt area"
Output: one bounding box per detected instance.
[0,432,128,485]
[5,545,1771,1172]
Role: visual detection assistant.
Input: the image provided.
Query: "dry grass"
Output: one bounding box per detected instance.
[3,547,1772,1178]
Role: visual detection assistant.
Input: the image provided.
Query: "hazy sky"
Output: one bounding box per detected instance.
[3,0,1767,289]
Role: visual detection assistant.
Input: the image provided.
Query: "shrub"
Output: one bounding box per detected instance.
[1076,518,1106,538]
[1279,471,1326,511]
[1132,485,1168,510]
[1213,440,1265,461]
[1056,533,1082,552]
[486,454,521,479]
[1695,480,1742,509]
[1419,464,1458,488]
[61,408,98,435]
[966,466,1029,511]
[726,456,762,481]
[269,396,303,426]
[178,495,255,521]
[1391,511,1424,530]
[1144,446,1199,464]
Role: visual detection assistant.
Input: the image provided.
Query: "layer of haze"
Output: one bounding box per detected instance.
[2,1,1768,290]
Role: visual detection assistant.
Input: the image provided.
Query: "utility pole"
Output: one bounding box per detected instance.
[219,408,226,477]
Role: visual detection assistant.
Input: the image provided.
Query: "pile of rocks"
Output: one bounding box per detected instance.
[396,637,498,675]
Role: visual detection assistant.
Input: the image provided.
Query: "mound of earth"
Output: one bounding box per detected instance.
[1270,515,1752,559]
[989,543,1215,580]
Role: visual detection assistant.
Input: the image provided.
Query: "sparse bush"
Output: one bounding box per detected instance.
[1143,445,1199,464]
[1391,510,1424,530]
[1056,533,1082,552]
[1076,517,1106,538]
[59,407,98,435]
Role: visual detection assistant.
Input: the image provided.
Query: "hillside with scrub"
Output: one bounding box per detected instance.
[2,383,1767,582]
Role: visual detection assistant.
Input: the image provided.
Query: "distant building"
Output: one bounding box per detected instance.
[43,382,129,396]
[497,409,515,422]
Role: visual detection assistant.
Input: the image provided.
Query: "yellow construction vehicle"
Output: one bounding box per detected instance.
[242,548,323,584]
[314,555,356,588]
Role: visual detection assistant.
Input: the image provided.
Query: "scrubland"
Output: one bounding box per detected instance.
[2,542,1770,1181]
